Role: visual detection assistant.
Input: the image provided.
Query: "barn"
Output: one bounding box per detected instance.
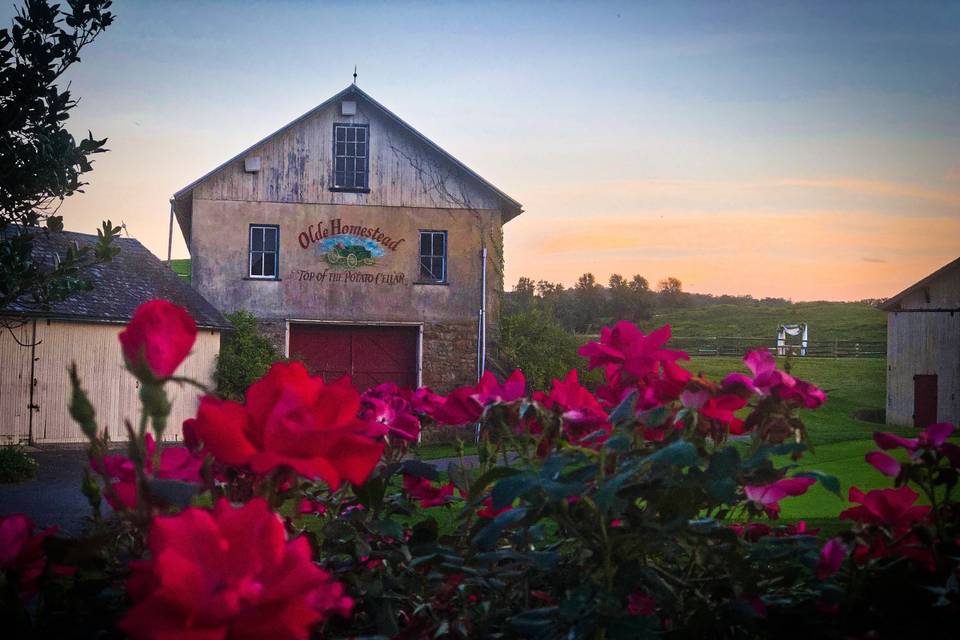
[170,84,523,392]
[0,231,228,444]
[882,257,960,428]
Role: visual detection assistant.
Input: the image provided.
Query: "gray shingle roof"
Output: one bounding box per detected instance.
[2,229,229,329]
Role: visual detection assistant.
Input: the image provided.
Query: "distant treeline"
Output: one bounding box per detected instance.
[504,273,886,335]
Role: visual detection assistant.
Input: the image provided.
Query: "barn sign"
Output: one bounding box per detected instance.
[297,217,405,259]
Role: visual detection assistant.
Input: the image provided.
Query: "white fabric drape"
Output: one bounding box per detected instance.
[777,324,808,356]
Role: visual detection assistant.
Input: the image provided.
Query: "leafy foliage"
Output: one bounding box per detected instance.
[213,310,282,400]
[4,307,958,639]
[0,0,119,312]
[499,306,588,391]
[0,444,38,482]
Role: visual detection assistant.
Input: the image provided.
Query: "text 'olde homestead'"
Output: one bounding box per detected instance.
[297,218,405,251]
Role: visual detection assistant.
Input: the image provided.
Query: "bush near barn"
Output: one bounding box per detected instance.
[2,300,959,639]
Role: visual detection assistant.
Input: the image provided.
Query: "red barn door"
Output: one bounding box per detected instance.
[288,324,419,392]
[913,374,938,429]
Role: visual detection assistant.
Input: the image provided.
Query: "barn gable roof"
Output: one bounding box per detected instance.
[2,230,230,329]
[172,84,522,240]
[881,256,960,311]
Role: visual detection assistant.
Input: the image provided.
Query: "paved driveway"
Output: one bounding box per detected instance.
[0,450,481,536]
[0,448,94,535]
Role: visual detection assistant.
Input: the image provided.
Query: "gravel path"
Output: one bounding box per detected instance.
[0,448,94,535]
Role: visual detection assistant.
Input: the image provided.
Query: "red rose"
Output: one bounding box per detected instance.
[119,300,197,380]
[90,434,202,510]
[119,498,352,640]
[192,362,385,488]
[433,370,526,426]
[0,514,57,599]
[402,472,455,508]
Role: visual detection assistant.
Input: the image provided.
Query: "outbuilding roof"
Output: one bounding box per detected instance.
[2,229,230,329]
[881,256,960,311]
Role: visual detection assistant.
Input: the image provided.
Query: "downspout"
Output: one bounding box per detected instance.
[475,246,487,443]
[166,199,175,263]
[477,246,487,381]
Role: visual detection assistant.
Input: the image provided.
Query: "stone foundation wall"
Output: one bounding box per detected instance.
[421,321,477,393]
[256,320,287,355]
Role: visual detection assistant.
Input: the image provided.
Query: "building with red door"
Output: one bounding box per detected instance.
[882,257,960,428]
[170,85,522,392]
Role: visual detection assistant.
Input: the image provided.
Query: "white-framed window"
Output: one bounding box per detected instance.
[418,230,447,283]
[333,123,369,190]
[249,224,279,278]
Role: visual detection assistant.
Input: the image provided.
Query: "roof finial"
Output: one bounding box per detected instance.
[353,65,357,84]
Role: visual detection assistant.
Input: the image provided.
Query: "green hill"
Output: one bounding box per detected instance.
[646,301,885,342]
[170,258,191,284]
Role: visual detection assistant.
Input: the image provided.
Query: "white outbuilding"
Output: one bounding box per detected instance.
[0,230,228,444]
[882,257,960,428]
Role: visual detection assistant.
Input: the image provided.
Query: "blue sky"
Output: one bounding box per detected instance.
[12,0,959,300]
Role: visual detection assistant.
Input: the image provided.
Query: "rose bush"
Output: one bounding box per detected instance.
[2,299,957,639]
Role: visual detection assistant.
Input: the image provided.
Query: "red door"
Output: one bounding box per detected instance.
[288,324,418,392]
[913,374,938,429]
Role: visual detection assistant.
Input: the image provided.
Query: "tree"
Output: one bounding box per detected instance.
[571,272,603,332]
[512,276,535,309]
[607,273,631,321]
[657,276,687,308]
[630,274,649,295]
[499,306,585,392]
[0,0,119,314]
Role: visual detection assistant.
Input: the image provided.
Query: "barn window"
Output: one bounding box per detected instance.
[418,230,447,283]
[332,123,369,191]
[249,224,279,279]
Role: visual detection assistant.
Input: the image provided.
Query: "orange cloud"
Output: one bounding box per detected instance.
[773,178,960,206]
[505,211,959,301]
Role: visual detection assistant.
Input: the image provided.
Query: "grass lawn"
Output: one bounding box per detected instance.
[648,301,886,342]
[687,355,902,524]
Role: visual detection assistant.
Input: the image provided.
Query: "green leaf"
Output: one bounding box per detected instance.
[608,391,638,427]
[469,465,521,502]
[638,405,672,428]
[794,470,842,498]
[603,434,631,452]
[402,459,439,480]
[492,473,537,509]
[644,440,699,469]
[472,507,528,549]
[410,517,439,546]
[369,518,405,540]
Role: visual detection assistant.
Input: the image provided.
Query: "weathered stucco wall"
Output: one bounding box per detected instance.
[886,311,960,427]
[191,199,500,328]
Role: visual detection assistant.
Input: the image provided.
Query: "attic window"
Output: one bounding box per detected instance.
[332,123,369,191]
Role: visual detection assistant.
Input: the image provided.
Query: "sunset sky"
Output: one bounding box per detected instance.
[11,0,959,301]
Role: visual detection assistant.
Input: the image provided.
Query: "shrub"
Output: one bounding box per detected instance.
[4,302,959,639]
[499,306,589,391]
[0,444,38,483]
[213,309,281,400]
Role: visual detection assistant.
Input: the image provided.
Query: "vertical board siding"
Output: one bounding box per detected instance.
[886,311,960,427]
[0,320,34,443]
[0,320,219,444]
[192,100,503,212]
